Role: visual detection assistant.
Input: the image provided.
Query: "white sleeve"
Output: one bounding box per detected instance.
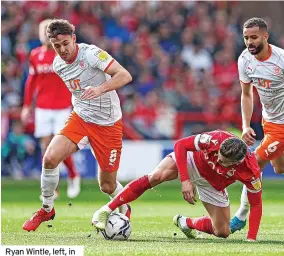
[238,55,251,84]
[85,45,114,72]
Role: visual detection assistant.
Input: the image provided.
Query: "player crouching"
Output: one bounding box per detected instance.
[93,130,262,241]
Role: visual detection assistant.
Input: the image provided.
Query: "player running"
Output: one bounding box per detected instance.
[230,17,284,234]
[94,130,262,241]
[22,19,132,232]
[21,19,81,199]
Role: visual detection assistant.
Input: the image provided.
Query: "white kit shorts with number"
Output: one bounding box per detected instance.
[169,152,229,207]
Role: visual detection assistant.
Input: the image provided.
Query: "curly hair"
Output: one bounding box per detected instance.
[46,19,75,39]
[220,137,247,161]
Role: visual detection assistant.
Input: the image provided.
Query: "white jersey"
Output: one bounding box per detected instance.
[238,44,284,124]
[53,43,122,125]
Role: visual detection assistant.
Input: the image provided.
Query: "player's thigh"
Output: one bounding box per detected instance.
[88,119,123,173]
[98,167,118,187]
[202,201,230,237]
[53,107,72,135]
[44,112,89,166]
[40,135,53,153]
[197,185,230,231]
[34,108,53,138]
[148,156,178,187]
[257,122,284,163]
[44,135,78,166]
[271,153,284,174]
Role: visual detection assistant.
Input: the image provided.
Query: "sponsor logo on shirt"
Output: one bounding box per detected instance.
[36,64,54,74]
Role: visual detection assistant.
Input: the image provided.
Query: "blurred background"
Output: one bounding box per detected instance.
[2,1,284,181]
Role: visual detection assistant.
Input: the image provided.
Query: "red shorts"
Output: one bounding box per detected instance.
[60,112,123,172]
[256,120,284,161]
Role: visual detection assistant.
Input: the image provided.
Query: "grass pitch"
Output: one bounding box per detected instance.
[2,179,284,255]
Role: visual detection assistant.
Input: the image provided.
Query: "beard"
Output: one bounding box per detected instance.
[248,42,264,55]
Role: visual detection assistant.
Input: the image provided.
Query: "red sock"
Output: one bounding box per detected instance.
[64,156,78,179]
[108,175,151,211]
[186,216,215,235]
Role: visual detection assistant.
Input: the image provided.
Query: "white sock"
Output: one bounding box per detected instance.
[41,167,59,212]
[234,185,249,221]
[180,216,188,229]
[109,181,128,214]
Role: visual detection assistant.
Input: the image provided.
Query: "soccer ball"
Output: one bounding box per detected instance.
[100,213,132,240]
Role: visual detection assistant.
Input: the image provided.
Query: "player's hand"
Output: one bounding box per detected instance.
[21,106,32,124]
[80,86,103,100]
[181,179,197,205]
[242,127,256,146]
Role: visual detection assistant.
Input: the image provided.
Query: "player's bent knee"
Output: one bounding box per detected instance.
[99,181,116,195]
[214,227,230,238]
[149,169,171,186]
[42,154,59,169]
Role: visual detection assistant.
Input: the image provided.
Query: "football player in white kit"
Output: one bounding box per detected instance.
[23,19,132,231]
[230,17,284,234]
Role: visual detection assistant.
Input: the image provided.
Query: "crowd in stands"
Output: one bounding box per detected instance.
[2,1,283,177]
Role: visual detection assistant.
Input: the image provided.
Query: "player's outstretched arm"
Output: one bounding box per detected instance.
[246,188,262,241]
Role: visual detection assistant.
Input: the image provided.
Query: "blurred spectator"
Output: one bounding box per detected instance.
[2,1,281,151]
[2,121,36,179]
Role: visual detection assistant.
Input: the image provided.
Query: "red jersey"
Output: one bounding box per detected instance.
[174,130,262,240]
[23,46,71,109]
[175,130,261,191]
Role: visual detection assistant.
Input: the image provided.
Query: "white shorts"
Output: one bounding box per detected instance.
[34,107,72,138]
[169,152,229,207]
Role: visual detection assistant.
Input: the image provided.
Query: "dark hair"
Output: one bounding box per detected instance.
[220,138,247,161]
[243,17,267,31]
[46,19,75,39]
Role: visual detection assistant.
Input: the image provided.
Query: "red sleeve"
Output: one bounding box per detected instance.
[174,132,223,182]
[174,135,200,182]
[23,53,37,107]
[247,189,262,240]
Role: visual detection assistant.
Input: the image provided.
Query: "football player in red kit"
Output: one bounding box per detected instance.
[21,19,81,199]
[93,130,262,241]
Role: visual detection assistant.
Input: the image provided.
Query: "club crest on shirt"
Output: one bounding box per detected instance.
[274,66,281,76]
[251,178,262,190]
[79,60,87,69]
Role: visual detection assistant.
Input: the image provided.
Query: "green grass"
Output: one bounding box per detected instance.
[2,179,284,255]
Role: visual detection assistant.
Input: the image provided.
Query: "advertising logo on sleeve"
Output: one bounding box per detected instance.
[97,50,109,61]
[251,178,262,190]
[199,134,212,144]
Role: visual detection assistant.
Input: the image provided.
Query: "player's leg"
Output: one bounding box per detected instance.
[34,108,60,200]
[271,152,284,174]
[53,108,81,198]
[174,187,230,238]
[93,156,178,230]
[231,127,284,233]
[22,112,88,231]
[39,135,60,200]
